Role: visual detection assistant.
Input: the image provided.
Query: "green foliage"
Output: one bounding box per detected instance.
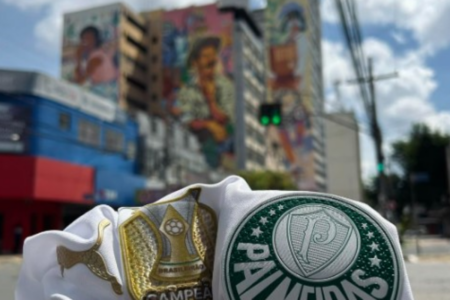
[391,124,449,209]
[238,171,297,191]
[364,173,409,208]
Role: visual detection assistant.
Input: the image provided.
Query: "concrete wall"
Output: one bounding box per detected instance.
[325,112,363,201]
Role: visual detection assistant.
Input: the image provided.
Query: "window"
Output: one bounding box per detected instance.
[105,129,124,153]
[78,119,100,147]
[126,76,147,92]
[126,35,148,54]
[58,113,71,130]
[152,36,159,44]
[126,14,147,34]
[150,118,157,134]
[127,97,148,111]
[184,132,190,148]
[123,54,147,72]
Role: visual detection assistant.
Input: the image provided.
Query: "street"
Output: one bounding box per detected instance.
[1,256,450,300]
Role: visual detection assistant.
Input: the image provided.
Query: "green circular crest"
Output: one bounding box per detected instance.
[224,194,403,300]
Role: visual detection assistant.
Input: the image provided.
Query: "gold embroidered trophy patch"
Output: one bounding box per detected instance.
[119,188,217,300]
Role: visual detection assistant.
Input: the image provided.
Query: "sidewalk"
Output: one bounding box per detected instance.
[402,235,450,260]
[0,255,21,263]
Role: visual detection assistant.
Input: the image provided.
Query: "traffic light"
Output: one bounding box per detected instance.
[377,162,385,172]
[259,103,282,126]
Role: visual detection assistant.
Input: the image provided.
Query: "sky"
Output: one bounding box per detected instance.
[0,0,450,182]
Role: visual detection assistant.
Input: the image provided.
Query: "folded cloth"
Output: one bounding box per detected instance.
[16,176,413,300]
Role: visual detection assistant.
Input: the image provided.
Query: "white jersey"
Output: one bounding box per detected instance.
[16,176,413,300]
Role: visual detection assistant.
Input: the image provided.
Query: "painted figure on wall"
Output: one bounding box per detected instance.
[162,5,235,170]
[269,2,307,90]
[267,0,315,189]
[178,37,234,168]
[62,7,120,103]
[74,26,119,94]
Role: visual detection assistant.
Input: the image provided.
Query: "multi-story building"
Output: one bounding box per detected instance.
[0,69,146,253]
[62,3,269,174]
[142,4,267,172]
[325,112,363,200]
[262,0,326,191]
[135,112,210,190]
[61,3,163,115]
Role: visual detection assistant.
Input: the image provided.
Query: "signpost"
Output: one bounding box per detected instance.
[410,172,430,255]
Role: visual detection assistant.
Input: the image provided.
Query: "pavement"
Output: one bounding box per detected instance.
[0,256,21,300]
[1,239,450,300]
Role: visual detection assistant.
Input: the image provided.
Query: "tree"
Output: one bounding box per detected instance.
[238,171,297,190]
[391,124,449,210]
[364,173,409,213]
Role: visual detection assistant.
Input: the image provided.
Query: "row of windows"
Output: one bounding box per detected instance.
[125,13,147,34]
[247,148,265,166]
[58,113,126,153]
[124,32,160,58]
[242,33,264,62]
[127,96,148,111]
[123,54,148,73]
[126,76,147,92]
[126,35,148,54]
[244,76,263,101]
[247,124,265,145]
[143,148,165,178]
[243,59,265,86]
[245,101,258,118]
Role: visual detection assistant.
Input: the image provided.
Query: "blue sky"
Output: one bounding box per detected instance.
[1,0,450,180]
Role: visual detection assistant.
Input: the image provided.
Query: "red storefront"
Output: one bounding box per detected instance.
[0,155,94,254]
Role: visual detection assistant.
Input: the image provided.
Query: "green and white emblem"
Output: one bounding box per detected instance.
[224,194,403,300]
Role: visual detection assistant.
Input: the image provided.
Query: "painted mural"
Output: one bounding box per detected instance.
[162,5,235,170]
[266,0,316,190]
[61,4,120,103]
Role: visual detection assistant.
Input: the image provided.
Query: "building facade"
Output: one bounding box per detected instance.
[135,112,210,188]
[325,112,363,200]
[62,3,269,173]
[0,70,146,253]
[143,4,267,172]
[61,3,165,115]
[263,0,326,190]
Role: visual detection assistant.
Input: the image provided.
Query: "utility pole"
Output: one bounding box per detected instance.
[446,144,450,196]
[346,57,398,216]
[369,58,387,216]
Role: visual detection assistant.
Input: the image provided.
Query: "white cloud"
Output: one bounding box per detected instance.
[322,37,450,181]
[391,31,406,45]
[1,0,215,53]
[322,0,450,55]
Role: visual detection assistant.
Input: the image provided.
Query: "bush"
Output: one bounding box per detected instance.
[237,171,297,191]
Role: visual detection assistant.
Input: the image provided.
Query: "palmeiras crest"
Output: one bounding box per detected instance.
[287,208,353,277]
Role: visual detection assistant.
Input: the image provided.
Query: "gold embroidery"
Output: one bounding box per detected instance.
[120,188,217,300]
[56,219,123,295]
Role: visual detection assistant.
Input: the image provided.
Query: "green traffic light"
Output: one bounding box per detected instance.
[272,115,281,125]
[261,116,270,126]
[377,163,384,172]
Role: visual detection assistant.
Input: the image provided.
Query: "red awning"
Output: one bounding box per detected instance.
[0,155,94,204]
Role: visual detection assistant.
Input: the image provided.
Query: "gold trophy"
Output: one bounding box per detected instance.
[120,188,217,300]
[157,205,206,279]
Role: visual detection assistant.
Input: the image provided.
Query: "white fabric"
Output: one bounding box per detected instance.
[16,176,413,300]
